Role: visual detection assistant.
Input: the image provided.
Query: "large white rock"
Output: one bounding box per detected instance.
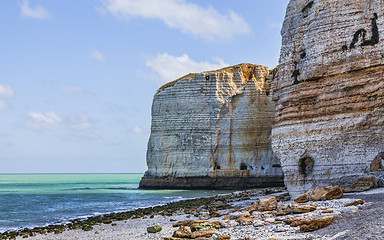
[140,64,283,189]
[272,0,384,197]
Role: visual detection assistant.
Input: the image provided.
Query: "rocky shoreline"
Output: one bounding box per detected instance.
[1,187,382,240]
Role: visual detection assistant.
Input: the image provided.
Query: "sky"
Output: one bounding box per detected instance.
[0,0,290,173]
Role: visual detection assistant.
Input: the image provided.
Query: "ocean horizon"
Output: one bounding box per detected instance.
[0,173,234,232]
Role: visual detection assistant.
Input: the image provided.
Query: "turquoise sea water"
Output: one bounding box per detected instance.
[0,174,233,232]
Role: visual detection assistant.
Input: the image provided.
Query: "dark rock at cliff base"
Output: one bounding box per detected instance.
[139,176,283,190]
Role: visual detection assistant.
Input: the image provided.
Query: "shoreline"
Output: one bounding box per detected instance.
[1,187,383,240]
[2,187,278,239]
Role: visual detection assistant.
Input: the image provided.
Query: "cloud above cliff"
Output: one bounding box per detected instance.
[0,84,14,110]
[101,0,250,41]
[25,112,93,130]
[20,0,51,19]
[90,49,105,62]
[146,53,228,83]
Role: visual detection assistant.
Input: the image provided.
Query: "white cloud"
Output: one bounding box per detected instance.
[65,113,93,129]
[25,111,94,131]
[25,111,94,130]
[102,0,250,41]
[0,84,14,97]
[26,112,62,129]
[20,0,51,19]
[90,49,105,62]
[146,53,228,83]
[0,84,14,110]
[133,126,142,134]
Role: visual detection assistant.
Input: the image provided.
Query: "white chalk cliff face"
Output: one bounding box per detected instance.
[140,64,283,189]
[272,0,384,196]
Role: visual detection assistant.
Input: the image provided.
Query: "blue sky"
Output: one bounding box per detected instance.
[0,0,289,173]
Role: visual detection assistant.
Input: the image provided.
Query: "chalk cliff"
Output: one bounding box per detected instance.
[272,0,384,196]
[140,64,283,189]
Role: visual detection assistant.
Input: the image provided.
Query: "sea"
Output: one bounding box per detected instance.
[0,173,234,232]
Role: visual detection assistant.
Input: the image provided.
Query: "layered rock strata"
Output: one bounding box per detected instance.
[140,64,283,189]
[272,0,384,196]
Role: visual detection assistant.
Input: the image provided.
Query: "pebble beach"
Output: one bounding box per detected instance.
[3,187,382,240]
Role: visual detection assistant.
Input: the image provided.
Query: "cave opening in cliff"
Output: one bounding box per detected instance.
[299,155,314,175]
[214,162,221,170]
[240,163,247,170]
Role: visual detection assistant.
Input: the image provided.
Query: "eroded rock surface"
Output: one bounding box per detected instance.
[140,64,283,189]
[272,0,384,197]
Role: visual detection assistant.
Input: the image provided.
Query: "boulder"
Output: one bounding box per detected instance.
[172,226,192,238]
[298,216,335,232]
[294,185,343,202]
[191,229,217,239]
[338,175,377,192]
[173,220,208,227]
[289,202,317,214]
[344,200,365,207]
[325,186,343,200]
[217,235,231,240]
[308,185,328,201]
[294,193,309,203]
[147,225,162,233]
[258,196,277,211]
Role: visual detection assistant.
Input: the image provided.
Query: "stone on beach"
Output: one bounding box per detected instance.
[289,202,317,214]
[147,224,162,233]
[191,228,217,238]
[258,196,278,211]
[173,220,208,227]
[172,226,192,238]
[297,215,335,232]
[344,200,365,207]
[294,185,343,203]
[338,175,377,193]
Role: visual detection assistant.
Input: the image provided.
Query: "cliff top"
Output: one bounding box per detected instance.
[158,63,270,92]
